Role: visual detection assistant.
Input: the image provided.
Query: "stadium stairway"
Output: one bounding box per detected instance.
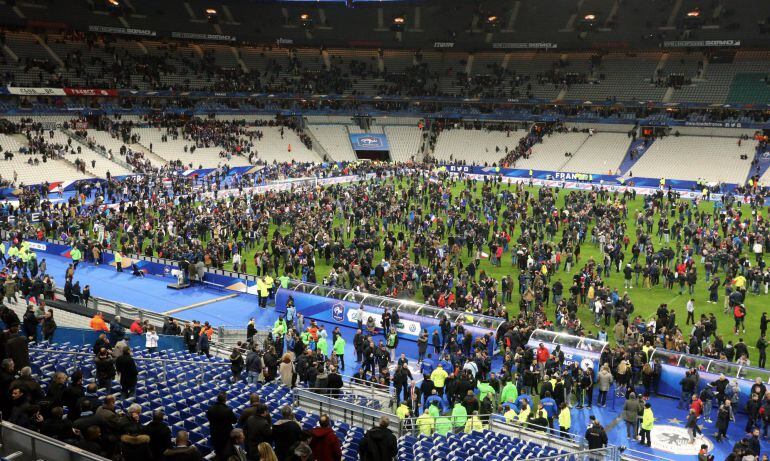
[617,138,654,176]
[748,143,770,184]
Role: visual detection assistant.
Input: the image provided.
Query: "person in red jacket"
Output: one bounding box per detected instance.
[309,415,342,461]
[129,318,143,335]
[690,394,704,418]
[536,343,551,367]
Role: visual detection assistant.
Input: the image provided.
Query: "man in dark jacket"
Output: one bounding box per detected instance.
[272,406,303,461]
[5,325,29,369]
[585,417,608,449]
[108,316,125,346]
[114,347,138,397]
[245,403,272,458]
[163,431,202,461]
[144,410,172,460]
[359,416,397,461]
[206,392,236,458]
[0,358,16,416]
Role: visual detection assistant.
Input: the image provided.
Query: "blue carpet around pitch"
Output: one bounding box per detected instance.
[566,390,769,460]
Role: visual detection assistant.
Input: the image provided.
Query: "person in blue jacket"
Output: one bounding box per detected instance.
[516,391,534,412]
[540,391,558,430]
[438,355,453,375]
[420,354,435,376]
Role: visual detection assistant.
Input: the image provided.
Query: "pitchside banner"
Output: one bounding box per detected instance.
[444,165,740,196]
[349,133,390,151]
[274,288,496,344]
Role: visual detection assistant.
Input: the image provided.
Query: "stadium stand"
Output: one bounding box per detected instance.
[382,126,423,163]
[557,133,634,175]
[307,125,358,162]
[432,128,528,165]
[628,135,755,184]
[0,134,89,185]
[518,132,591,171]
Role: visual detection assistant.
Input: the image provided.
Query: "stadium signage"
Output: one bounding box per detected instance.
[171,32,236,42]
[650,426,714,455]
[276,38,294,45]
[88,25,156,37]
[492,42,557,49]
[662,39,741,48]
[63,88,118,97]
[553,172,593,181]
[683,121,743,128]
[7,87,65,96]
[433,42,455,48]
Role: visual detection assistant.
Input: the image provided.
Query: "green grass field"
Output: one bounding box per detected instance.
[219,176,765,360]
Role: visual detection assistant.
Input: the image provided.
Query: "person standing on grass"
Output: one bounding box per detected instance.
[686,298,695,325]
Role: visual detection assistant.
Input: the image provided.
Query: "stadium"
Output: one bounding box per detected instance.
[0,0,769,460]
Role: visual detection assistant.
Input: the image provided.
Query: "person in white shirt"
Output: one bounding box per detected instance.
[686,299,695,325]
[145,325,159,353]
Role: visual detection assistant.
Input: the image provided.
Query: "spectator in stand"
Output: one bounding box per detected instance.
[309,415,342,461]
[207,392,237,459]
[359,416,398,461]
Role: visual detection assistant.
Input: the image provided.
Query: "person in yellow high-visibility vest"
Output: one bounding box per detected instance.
[264,274,274,305]
[114,251,123,272]
[416,408,434,436]
[464,411,483,433]
[396,402,410,420]
[258,277,270,308]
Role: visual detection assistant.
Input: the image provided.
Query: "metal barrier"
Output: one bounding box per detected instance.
[0,420,110,461]
[488,417,587,452]
[29,347,230,391]
[619,447,676,461]
[293,388,400,434]
[300,377,395,413]
[398,415,618,461]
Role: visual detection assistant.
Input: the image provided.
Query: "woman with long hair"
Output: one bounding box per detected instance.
[257,442,278,461]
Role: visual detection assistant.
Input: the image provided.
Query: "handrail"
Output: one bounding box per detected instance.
[285,279,504,328]
[620,447,676,461]
[293,387,400,433]
[488,416,586,451]
[0,420,111,461]
[29,347,232,366]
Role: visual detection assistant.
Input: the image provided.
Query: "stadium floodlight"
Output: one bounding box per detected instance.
[686,9,700,17]
[300,13,313,27]
[205,8,217,15]
[584,14,596,21]
[486,15,498,23]
[391,16,406,32]
[106,0,120,6]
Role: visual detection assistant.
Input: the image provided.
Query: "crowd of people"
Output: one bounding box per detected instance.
[0,137,769,461]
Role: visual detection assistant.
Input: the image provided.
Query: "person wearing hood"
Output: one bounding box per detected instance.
[360,416,397,461]
[309,415,342,461]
